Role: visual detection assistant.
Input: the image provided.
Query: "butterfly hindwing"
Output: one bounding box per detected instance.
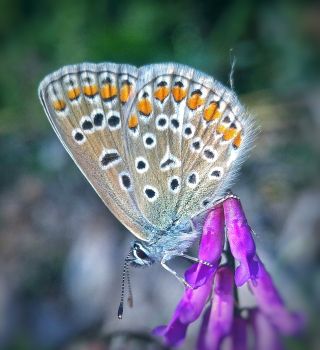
[123,63,254,229]
[38,63,151,240]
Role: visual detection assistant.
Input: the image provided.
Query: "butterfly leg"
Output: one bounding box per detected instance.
[180,253,213,267]
[161,259,193,289]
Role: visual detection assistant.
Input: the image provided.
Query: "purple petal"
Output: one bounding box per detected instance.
[250,308,284,350]
[186,206,225,288]
[249,257,305,335]
[153,272,215,346]
[231,314,247,350]
[197,266,234,350]
[198,205,225,262]
[223,197,259,286]
[152,319,188,347]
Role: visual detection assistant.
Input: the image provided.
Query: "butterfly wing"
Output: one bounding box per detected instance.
[38,63,152,240]
[123,63,255,230]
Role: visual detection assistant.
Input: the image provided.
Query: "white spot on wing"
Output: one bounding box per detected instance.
[143,133,156,149]
[143,185,159,202]
[186,171,199,189]
[119,171,132,191]
[72,128,86,144]
[183,123,195,139]
[80,115,94,134]
[155,114,169,131]
[91,109,106,130]
[209,167,224,180]
[168,176,181,194]
[190,137,203,153]
[106,110,121,131]
[135,156,149,174]
[99,148,121,170]
[202,146,217,162]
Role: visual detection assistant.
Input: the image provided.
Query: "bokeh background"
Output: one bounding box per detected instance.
[0,0,319,349]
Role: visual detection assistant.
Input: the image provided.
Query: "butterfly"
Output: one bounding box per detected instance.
[38,62,254,299]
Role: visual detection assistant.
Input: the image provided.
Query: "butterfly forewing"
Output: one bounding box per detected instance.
[123,64,254,229]
[38,63,150,240]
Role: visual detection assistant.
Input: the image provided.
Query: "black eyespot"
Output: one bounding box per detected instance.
[121,174,131,188]
[145,188,156,198]
[230,122,237,129]
[74,132,84,141]
[146,137,154,145]
[184,127,192,135]
[204,149,215,159]
[82,120,93,130]
[158,118,167,127]
[171,119,179,128]
[223,116,231,123]
[108,114,120,127]
[93,113,104,126]
[137,161,146,169]
[102,77,112,84]
[188,173,196,184]
[174,81,184,87]
[170,178,179,191]
[142,92,149,98]
[192,141,200,150]
[157,81,167,87]
[211,170,221,177]
[160,158,175,168]
[191,89,202,95]
[101,152,120,167]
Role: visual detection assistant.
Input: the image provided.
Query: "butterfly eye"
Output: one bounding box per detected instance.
[133,243,148,260]
[136,248,148,260]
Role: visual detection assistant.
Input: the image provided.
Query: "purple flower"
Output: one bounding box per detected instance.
[154,196,305,349]
[250,308,284,350]
[197,266,234,350]
[186,206,225,288]
[230,314,248,350]
[153,206,225,346]
[223,197,259,286]
[249,257,305,335]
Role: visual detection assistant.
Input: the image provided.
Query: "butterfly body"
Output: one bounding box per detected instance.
[38,62,255,268]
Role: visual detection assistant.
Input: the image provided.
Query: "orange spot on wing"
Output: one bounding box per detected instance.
[204,102,221,122]
[187,94,204,110]
[120,83,133,103]
[137,98,152,116]
[128,114,138,129]
[83,85,98,97]
[223,128,238,141]
[100,84,118,101]
[172,86,187,102]
[233,132,242,149]
[52,99,66,111]
[154,87,169,102]
[67,87,81,101]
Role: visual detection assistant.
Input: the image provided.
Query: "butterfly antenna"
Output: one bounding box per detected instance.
[117,259,129,319]
[229,48,237,90]
[126,265,133,308]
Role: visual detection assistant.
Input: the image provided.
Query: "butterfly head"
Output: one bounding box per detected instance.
[127,241,156,267]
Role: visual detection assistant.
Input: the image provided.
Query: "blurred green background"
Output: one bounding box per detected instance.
[0,0,319,349]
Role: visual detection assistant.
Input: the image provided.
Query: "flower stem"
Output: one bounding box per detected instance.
[225,239,239,305]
